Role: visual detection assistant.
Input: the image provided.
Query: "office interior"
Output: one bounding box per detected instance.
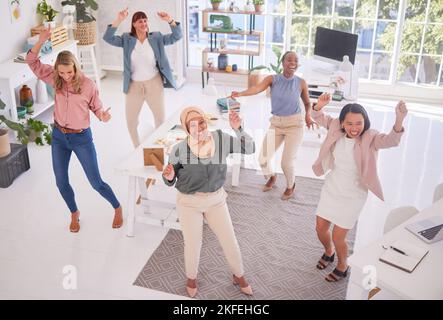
[0,0,442,301]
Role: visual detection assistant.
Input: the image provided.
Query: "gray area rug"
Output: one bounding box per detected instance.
[134,169,356,300]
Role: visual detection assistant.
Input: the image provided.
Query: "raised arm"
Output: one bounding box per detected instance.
[25,27,54,85]
[103,7,128,47]
[231,75,273,98]
[311,93,335,130]
[222,111,255,155]
[373,101,407,150]
[162,145,183,186]
[157,11,183,45]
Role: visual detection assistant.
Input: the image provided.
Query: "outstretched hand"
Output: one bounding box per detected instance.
[157,11,172,22]
[231,91,241,99]
[229,110,242,130]
[100,108,112,122]
[116,7,129,22]
[163,163,175,181]
[38,26,51,44]
[315,93,331,111]
[395,100,408,121]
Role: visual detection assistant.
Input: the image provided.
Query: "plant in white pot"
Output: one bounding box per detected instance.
[61,0,98,45]
[37,0,59,28]
[0,115,52,146]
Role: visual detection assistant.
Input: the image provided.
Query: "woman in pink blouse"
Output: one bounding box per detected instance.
[26,27,122,233]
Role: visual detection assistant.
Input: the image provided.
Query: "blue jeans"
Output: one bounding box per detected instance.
[51,127,120,213]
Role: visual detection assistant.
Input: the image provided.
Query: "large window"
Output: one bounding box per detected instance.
[186,0,443,87]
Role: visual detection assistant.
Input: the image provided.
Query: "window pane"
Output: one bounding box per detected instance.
[291,45,310,57]
[401,22,424,54]
[377,0,399,20]
[375,21,396,51]
[313,0,333,15]
[418,56,441,85]
[405,0,427,22]
[332,18,352,32]
[423,24,443,55]
[266,15,285,43]
[429,0,443,23]
[291,16,310,46]
[371,52,391,80]
[311,18,332,46]
[292,0,312,15]
[264,44,285,70]
[268,0,287,14]
[335,0,354,17]
[397,54,419,83]
[356,0,376,19]
[356,51,371,78]
[355,20,374,49]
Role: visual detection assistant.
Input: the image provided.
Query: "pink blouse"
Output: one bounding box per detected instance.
[26,51,104,130]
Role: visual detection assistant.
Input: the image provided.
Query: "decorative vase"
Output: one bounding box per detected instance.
[211,3,220,10]
[0,129,11,158]
[254,4,263,12]
[19,85,34,114]
[43,20,57,29]
[36,79,48,104]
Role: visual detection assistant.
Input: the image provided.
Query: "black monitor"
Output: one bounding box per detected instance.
[313,27,358,65]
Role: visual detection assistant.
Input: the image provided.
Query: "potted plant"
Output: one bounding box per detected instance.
[253,0,265,12]
[248,45,282,88]
[0,115,52,146]
[36,0,59,28]
[210,0,223,11]
[61,0,98,45]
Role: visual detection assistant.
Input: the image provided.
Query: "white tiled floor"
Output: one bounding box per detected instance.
[1,74,442,299]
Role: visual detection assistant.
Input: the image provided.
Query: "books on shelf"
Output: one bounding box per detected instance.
[216,97,240,113]
[379,240,429,273]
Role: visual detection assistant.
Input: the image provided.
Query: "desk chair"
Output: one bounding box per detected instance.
[368,206,419,299]
[383,206,419,234]
[433,183,443,203]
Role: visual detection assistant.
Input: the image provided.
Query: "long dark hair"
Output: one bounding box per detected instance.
[130,11,148,37]
[339,103,371,135]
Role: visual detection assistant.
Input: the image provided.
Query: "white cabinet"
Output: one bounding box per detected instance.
[0,40,78,122]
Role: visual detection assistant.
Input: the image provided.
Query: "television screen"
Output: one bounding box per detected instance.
[314,27,358,65]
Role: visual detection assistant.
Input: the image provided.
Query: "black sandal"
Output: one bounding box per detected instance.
[325,267,349,282]
[316,252,335,270]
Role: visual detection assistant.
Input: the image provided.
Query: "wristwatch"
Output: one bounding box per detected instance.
[168,19,175,24]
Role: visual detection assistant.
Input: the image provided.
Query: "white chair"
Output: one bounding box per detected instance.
[433,183,443,203]
[383,206,419,234]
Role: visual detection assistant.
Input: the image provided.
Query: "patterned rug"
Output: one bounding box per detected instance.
[133,169,356,300]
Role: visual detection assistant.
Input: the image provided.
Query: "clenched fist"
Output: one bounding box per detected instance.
[163,163,175,181]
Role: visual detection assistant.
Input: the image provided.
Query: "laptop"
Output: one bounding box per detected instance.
[405,216,443,244]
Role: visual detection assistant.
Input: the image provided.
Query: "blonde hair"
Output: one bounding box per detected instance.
[53,51,83,94]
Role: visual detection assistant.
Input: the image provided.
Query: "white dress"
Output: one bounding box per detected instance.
[316,135,368,229]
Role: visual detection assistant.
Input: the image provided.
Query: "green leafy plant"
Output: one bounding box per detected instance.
[253,0,265,5]
[36,0,59,22]
[0,116,51,146]
[249,45,283,74]
[210,0,223,3]
[61,0,98,23]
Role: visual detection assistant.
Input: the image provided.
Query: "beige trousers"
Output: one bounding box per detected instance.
[125,73,165,147]
[176,188,245,280]
[259,114,304,188]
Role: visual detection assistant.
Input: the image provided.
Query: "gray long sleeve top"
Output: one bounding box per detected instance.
[163,128,255,194]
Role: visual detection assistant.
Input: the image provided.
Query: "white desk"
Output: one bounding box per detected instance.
[348,198,443,300]
[115,102,248,237]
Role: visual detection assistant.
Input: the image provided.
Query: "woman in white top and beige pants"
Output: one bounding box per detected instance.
[103,8,183,147]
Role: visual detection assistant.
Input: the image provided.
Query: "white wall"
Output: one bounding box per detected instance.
[0,0,61,63]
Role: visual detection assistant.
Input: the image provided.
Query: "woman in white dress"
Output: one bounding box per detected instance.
[311,93,408,282]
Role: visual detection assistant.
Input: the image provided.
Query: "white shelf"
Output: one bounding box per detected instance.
[24,99,54,120]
